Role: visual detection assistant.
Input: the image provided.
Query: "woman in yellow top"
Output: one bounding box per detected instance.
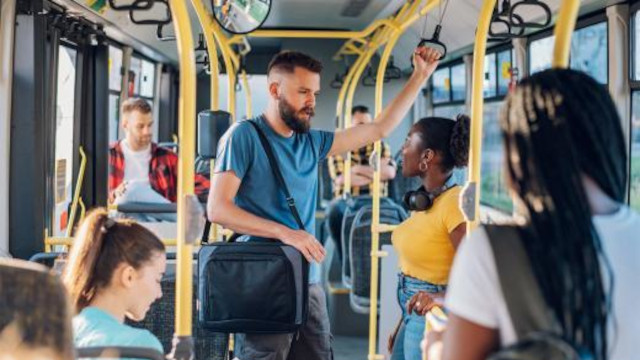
[390,115,470,360]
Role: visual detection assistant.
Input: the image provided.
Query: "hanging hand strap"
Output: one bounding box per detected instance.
[247,120,305,231]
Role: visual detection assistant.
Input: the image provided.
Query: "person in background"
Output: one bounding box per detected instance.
[325,105,396,257]
[109,98,210,205]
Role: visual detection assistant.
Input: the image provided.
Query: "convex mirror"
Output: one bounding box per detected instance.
[212,0,271,34]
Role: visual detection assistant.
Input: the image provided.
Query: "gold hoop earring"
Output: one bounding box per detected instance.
[419,162,428,172]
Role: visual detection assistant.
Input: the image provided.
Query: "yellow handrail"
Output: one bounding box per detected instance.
[170,0,197,339]
[241,70,253,118]
[66,147,87,237]
[465,0,497,232]
[249,19,398,40]
[192,0,238,120]
[552,0,580,68]
[191,0,220,110]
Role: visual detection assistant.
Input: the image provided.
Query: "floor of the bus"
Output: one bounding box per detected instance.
[333,335,368,359]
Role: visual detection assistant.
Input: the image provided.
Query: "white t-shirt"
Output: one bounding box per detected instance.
[445,206,640,359]
[116,141,169,204]
[121,140,151,184]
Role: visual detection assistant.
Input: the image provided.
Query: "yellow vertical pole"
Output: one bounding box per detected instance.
[241,70,252,118]
[66,147,87,237]
[368,31,403,360]
[365,1,437,357]
[171,0,196,338]
[465,0,497,232]
[552,0,580,68]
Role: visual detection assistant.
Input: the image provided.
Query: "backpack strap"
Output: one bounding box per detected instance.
[484,225,560,339]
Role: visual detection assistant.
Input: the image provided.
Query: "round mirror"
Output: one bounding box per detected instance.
[212,0,271,34]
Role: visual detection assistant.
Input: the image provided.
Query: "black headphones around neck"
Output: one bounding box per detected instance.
[403,177,457,212]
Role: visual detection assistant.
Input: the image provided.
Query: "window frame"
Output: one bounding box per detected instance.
[430,58,466,108]
[628,3,640,207]
[483,43,513,102]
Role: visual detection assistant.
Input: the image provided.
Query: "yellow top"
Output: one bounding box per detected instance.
[392,186,465,285]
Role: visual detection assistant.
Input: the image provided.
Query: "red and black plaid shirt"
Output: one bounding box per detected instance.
[109,141,210,203]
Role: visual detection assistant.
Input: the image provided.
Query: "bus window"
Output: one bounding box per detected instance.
[481,101,513,213]
[108,45,123,144]
[529,35,555,75]
[432,68,450,104]
[570,22,608,84]
[451,63,466,102]
[631,91,640,211]
[53,46,77,236]
[483,52,497,98]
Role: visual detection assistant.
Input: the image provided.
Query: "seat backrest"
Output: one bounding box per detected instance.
[0,259,74,360]
[340,196,396,287]
[348,204,407,313]
[126,273,228,359]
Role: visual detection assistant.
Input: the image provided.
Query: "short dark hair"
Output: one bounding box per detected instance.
[267,51,323,75]
[121,97,152,116]
[351,105,370,115]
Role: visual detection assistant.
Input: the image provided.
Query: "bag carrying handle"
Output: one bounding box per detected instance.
[247,120,306,232]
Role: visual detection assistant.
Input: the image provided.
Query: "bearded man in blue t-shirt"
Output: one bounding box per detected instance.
[208,46,441,360]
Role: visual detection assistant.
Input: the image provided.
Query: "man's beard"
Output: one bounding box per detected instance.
[278,96,314,133]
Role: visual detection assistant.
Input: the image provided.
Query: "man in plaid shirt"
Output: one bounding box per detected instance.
[108,98,210,206]
[325,105,396,260]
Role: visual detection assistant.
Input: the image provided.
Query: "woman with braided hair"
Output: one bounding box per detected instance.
[429,69,640,360]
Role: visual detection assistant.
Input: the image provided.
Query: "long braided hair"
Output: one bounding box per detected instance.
[500,69,626,359]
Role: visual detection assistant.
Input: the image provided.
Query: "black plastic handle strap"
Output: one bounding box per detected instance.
[129,0,172,25]
[509,0,552,29]
[108,0,153,11]
[418,24,448,59]
[247,121,305,231]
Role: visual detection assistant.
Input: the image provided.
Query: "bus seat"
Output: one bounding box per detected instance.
[348,203,407,314]
[0,259,74,360]
[127,273,228,359]
[28,252,66,270]
[341,196,396,288]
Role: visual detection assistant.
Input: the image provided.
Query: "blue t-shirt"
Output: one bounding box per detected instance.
[73,307,163,356]
[215,115,335,284]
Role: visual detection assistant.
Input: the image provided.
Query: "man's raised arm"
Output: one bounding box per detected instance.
[328,47,441,157]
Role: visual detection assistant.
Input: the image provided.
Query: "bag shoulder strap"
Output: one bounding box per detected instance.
[484,225,560,339]
[247,120,305,231]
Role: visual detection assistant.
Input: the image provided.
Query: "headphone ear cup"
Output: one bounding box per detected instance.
[412,191,432,211]
[403,191,415,210]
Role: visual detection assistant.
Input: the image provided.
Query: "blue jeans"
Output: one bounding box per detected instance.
[390,274,447,360]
